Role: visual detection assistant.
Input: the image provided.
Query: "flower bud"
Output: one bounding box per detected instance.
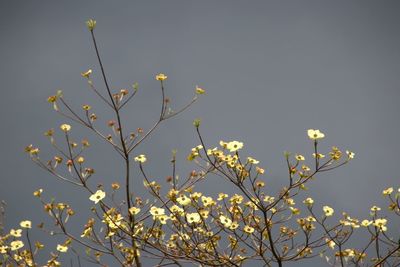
[86,19,96,31]
[193,118,201,128]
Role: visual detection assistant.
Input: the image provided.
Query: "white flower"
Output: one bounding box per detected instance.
[134,154,147,163]
[307,129,325,140]
[89,190,106,204]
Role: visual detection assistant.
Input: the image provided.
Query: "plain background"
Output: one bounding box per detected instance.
[1,1,400,266]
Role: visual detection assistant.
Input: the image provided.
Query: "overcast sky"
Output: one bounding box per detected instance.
[1,1,400,266]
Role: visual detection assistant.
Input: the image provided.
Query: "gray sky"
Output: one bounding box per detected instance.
[1,1,400,266]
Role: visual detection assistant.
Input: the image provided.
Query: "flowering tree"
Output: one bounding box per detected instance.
[1,19,400,267]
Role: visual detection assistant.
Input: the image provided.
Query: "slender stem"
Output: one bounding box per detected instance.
[263,211,282,267]
[90,29,141,267]
[26,230,36,266]
[314,140,319,171]
[373,244,400,267]
[375,226,381,265]
[338,244,345,267]
[87,80,114,109]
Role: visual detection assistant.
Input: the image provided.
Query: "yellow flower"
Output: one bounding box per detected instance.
[82,105,91,111]
[176,195,191,206]
[303,197,314,206]
[134,154,147,163]
[187,152,198,161]
[155,73,167,81]
[47,259,61,266]
[217,193,228,200]
[190,192,202,200]
[199,209,209,218]
[170,205,184,215]
[129,207,141,215]
[295,154,305,161]
[60,124,71,132]
[247,157,259,164]
[44,129,54,137]
[10,240,24,251]
[346,150,355,159]
[290,207,300,215]
[330,147,342,160]
[361,220,372,227]
[0,246,7,254]
[302,165,311,171]
[81,227,92,238]
[191,145,203,152]
[195,86,205,95]
[382,187,393,195]
[256,167,265,174]
[150,207,165,217]
[312,153,325,159]
[35,241,44,249]
[256,181,265,187]
[306,216,316,222]
[219,140,228,149]
[201,196,215,207]
[226,141,243,152]
[47,95,57,103]
[77,156,85,164]
[307,129,325,140]
[157,214,169,225]
[186,213,201,224]
[371,205,381,212]
[326,238,335,250]
[10,229,22,237]
[323,206,334,217]
[263,195,275,204]
[229,194,244,204]
[229,221,239,230]
[219,215,232,228]
[286,198,295,206]
[167,189,179,199]
[373,218,387,231]
[103,213,123,230]
[166,242,176,249]
[33,188,43,197]
[341,249,356,257]
[14,254,22,261]
[57,244,68,253]
[111,182,120,190]
[89,190,106,204]
[20,220,32,229]
[340,216,360,228]
[243,225,255,234]
[81,69,92,78]
[180,233,190,240]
